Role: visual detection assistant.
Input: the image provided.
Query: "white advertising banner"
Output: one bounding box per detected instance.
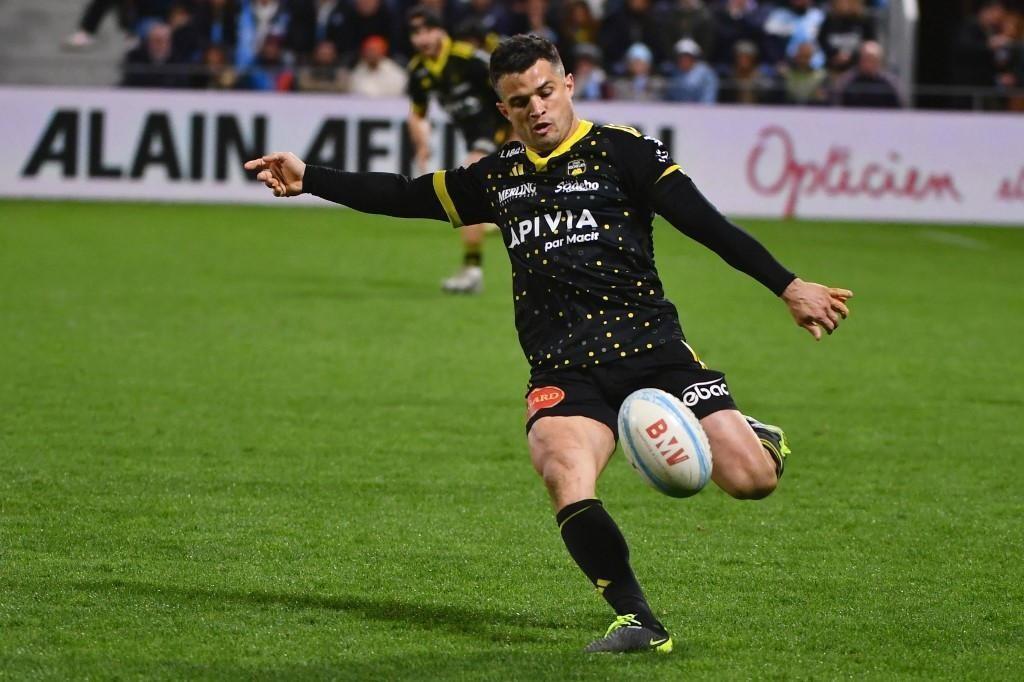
[2,86,1023,225]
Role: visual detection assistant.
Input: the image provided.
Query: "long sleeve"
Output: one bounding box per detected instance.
[652,170,796,296]
[302,165,449,222]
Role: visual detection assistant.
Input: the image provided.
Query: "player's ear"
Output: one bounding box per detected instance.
[564,72,575,98]
[496,101,510,121]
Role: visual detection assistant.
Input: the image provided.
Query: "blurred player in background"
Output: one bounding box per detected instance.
[406,7,511,294]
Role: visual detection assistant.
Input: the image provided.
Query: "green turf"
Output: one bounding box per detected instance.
[1,199,1022,680]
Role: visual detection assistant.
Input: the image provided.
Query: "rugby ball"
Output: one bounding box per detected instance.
[618,388,713,498]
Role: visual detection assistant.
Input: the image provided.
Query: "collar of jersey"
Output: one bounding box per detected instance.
[525,120,594,172]
[423,36,452,79]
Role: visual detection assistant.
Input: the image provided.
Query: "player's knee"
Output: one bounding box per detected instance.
[727,466,778,500]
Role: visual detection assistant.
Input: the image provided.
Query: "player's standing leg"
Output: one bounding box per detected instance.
[441,148,488,294]
[528,415,673,654]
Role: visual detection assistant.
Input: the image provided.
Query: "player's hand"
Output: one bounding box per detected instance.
[780,278,853,341]
[243,152,306,197]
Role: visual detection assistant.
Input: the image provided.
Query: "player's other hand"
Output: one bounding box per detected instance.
[244,152,306,197]
[781,278,853,341]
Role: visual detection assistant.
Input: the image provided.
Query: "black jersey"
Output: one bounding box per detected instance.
[302,121,795,374]
[433,121,692,372]
[407,36,509,149]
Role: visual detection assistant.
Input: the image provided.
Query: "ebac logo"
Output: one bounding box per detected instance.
[527,386,565,418]
[680,378,729,407]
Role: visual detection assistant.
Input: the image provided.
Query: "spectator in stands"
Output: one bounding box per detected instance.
[341,0,397,64]
[168,2,202,65]
[560,0,600,63]
[608,42,667,100]
[236,0,290,69]
[511,0,560,46]
[572,43,609,100]
[287,0,348,59]
[296,39,350,91]
[193,0,240,52]
[818,0,876,75]
[452,0,515,40]
[709,0,769,75]
[953,1,1008,87]
[762,0,825,71]
[65,0,134,50]
[781,39,827,104]
[349,35,407,95]
[719,39,779,104]
[665,37,719,103]
[122,21,191,87]
[202,44,240,88]
[599,0,664,74]
[242,35,294,90]
[835,40,904,108]
[657,0,717,66]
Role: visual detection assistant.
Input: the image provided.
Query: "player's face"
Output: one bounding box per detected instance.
[409,23,444,58]
[496,59,576,154]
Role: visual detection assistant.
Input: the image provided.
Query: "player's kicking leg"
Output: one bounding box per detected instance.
[441,148,488,294]
[528,415,673,654]
[700,410,786,499]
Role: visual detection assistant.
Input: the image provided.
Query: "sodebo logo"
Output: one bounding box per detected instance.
[681,379,729,407]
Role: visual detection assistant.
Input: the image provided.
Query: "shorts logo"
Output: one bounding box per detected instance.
[527,386,566,418]
[555,179,599,194]
[498,183,537,205]
[680,378,729,408]
[567,159,587,176]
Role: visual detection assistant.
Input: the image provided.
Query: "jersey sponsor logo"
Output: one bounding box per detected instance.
[500,143,525,158]
[567,159,587,176]
[508,208,599,248]
[680,378,730,408]
[527,386,566,418]
[510,162,525,176]
[555,179,599,194]
[498,183,537,205]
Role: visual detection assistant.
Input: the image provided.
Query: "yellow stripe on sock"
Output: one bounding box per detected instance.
[558,504,595,531]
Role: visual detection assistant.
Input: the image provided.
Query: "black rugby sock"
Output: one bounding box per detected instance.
[556,499,666,634]
[463,249,482,267]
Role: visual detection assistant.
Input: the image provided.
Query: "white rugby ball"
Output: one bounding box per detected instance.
[618,388,713,498]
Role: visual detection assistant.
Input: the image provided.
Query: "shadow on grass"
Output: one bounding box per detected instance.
[68,578,562,644]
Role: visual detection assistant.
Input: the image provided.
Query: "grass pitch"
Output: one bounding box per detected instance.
[1,200,1022,680]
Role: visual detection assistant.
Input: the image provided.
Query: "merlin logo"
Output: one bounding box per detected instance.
[510,162,526,176]
[555,179,599,194]
[498,183,536,205]
[500,143,524,158]
[567,159,587,176]
[680,378,730,407]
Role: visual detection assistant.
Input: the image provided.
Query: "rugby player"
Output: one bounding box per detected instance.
[406,8,511,293]
[245,34,852,654]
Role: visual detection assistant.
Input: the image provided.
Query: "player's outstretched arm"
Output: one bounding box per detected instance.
[243,152,449,222]
[650,171,853,340]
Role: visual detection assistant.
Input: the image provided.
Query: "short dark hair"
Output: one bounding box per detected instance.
[407,6,443,30]
[489,34,563,89]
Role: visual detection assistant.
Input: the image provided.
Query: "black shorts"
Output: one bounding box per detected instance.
[524,340,737,438]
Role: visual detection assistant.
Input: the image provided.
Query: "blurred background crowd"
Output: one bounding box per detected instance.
[47,0,1024,109]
